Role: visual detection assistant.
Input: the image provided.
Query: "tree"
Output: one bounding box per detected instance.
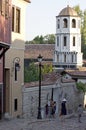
[44,34,55,44]
[76,82,86,93]
[24,62,39,82]
[24,62,53,82]
[25,34,55,44]
[74,5,86,59]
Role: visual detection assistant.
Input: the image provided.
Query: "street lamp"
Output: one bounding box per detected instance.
[37,54,43,119]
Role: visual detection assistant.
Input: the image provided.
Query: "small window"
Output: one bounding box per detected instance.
[14,98,18,111]
[72,55,73,62]
[12,7,14,31]
[57,54,59,62]
[57,36,59,46]
[15,63,18,81]
[64,54,66,62]
[12,6,21,33]
[64,36,67,46]
[72,19,76,28]
[73,37,75,46]
[16,8,20,33]
[63,18,68,28]
[57,19,60,28]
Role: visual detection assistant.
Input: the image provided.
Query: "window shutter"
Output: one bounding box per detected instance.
[1,0,5,16]
[5,0,9,18]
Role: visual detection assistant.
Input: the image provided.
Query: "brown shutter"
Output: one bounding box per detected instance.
[5,0,9,18]
[1,0,5,16]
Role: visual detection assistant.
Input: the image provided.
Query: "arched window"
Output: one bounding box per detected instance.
[57,19,60,28]
[72,55,73,62]
[57,54,59,62]
[73,36,75,46]
[64,36,67,46]
[64,54,66,62]
[57,36,59,46]
[72,19,76,28]
[63,18,68,28]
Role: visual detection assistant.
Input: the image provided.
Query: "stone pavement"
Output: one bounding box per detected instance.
[0,114,86,130]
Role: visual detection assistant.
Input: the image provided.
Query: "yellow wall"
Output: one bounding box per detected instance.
[5,0,29,117]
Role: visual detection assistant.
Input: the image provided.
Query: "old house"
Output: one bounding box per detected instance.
[0,0,12,119]
[5,0,31,118]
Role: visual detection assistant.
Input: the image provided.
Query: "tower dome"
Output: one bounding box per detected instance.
[58,5,78,17]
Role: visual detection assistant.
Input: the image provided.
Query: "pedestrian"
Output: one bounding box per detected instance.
[45,103,49,118]
[77,104,83,123]
[59,99,67,121]
[51,101,56,118]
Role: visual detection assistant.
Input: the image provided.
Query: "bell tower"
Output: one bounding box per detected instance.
[53,5,83,69]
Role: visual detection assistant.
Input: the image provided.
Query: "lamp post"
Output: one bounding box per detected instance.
[37,54,43,119]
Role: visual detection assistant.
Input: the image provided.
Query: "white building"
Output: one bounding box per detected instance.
[53,5,83,69]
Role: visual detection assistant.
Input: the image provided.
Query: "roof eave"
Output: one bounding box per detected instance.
[24,0,31,3]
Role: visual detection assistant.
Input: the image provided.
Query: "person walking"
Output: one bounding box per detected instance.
[77,104,83,123]
[60,99,67,121]
[45,103,49,118]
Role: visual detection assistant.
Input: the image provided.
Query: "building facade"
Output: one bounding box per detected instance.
[5,0,30,118]
[53,5,83,69]
[0,0,12,119]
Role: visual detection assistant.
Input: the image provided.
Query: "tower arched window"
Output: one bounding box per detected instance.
[73,36,75,46]
[64,36,67,46]
[72,19,76,28]
[63,18,68,28]
[64,54,66,62]
[57,36,59,46]
[57,54,59,62]
[72,55,73,62]
[57,19,60,28]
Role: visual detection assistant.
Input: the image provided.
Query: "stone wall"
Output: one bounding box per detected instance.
[22,82,84,119]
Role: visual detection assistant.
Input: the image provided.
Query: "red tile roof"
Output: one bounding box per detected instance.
[24,72,74,88]
[66,69,86,77]
[24,44,55,59]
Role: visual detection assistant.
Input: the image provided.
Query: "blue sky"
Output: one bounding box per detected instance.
[25,0,86,41]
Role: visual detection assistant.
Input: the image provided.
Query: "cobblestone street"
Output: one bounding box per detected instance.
[0,114,86,130]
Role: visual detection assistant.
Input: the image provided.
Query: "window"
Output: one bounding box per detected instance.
[63,18,68,28]
[15,63,18,81]
[72,19,76,28]
[57,19,60,28]
[64,54,66,62]
[16,8,20,33]
[73,36,75,46]
[14,98,18,111]
[57,36,59,46]
[12,6,20,33]
[57,54,59,62]
[64,36,67,46]
[12,7,14,31]
[72,55,73,62]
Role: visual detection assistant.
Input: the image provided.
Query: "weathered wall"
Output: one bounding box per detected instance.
[22,81,84,119]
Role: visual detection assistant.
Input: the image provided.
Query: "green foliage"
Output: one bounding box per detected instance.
[42,64,53,75]
[73,5,86,59]
[25,34,55,44]
[76,82,86,93]
[24,62,39,82]
[24,62,53,83]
